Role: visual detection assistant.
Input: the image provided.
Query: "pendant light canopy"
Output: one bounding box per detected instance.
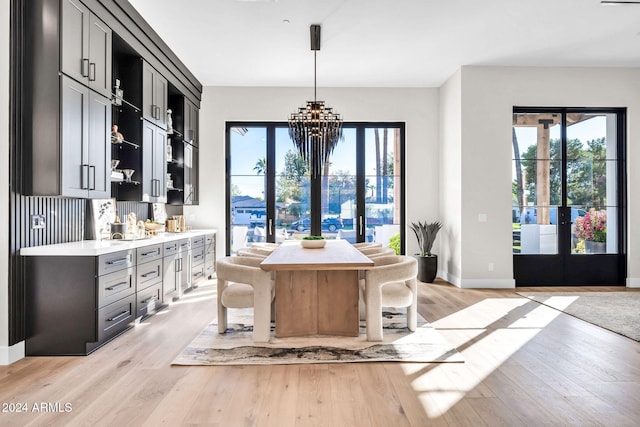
[288,24,343,177]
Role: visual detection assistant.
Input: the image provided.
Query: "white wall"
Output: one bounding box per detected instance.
[452,66,640,288]
[438,70,462,285]
[0,0,13,363]
[185,86,440,260]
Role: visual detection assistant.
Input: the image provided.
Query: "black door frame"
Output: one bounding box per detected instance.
[225,122,406,255]
[513,107,627,286]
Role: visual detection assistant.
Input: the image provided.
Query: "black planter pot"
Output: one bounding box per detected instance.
[416,255,438,283]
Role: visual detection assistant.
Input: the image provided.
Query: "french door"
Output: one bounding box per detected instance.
[226,122,405,255]
[512,108,626,285]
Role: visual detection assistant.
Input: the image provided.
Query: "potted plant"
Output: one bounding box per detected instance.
[410,221,442,282]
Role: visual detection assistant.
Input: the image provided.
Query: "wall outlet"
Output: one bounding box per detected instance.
[31,214,46,229]
[488,262,494,271]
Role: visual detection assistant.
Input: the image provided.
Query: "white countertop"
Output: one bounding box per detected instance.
[20,229,217,257]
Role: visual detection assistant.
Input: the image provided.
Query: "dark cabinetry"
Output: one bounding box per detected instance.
[25,250,136,355]
[142,61,168,129]
[61,75,111,198]
[61,0,112,98]
[184,99,199,146]
[142,121,167,203]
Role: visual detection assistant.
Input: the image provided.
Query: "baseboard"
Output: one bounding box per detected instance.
[0,341,25,365]
[459,278,516,289]
[626,278,640,288]
[438,271,461,288]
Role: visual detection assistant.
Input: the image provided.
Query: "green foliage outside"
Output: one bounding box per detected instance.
[388,232,401,255]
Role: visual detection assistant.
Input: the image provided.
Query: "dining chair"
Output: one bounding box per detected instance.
[363,255,418,341]
[216,256,274,342]
[235,246,272,258]
[365,247,396,258]
[353,242,382,249]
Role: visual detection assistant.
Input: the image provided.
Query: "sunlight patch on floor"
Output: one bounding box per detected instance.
[403,296,565,417]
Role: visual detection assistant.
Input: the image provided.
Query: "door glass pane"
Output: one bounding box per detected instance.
[229,126,266,252]
[567,113,618,254]
[275,127,310,240]
[512,113,561,254]
[320,128,356,240]
[364,127,402,247]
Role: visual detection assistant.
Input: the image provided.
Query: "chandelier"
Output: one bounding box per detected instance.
[288,24,343,177]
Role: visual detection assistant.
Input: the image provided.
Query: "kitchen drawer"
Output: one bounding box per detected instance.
[205,234,215,246]
[136,282,162,319]
[136,259,163,291]
[137,243,163,264]
[192,262,205,285]
[98,266,136,308]
[163,240,179,257]
[192,246,205,266]
[98,250,135,276]
[179,239,190,252]
[191,235,206,248]
[97,293,135,343]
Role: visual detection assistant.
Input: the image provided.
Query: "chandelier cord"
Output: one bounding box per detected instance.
[314,50,317,102]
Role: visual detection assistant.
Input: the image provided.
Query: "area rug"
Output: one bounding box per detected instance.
[517,291,640,341]
[172,311,463,365]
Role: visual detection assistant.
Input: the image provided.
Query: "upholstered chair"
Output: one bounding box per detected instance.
[358,246,392,256]
[216,256,274,342]
[353,242,382,250]
[235,246,271,259]
[365,247,396,258]
[250,242,279,252]
[363,255,418,341]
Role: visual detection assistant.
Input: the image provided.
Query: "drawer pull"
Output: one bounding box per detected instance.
[141,296,157,304]
[193,271,203,278]
[194,254,203,260]
[106,281,129,291]
[165,246,176,253]
[141,270,158,278]
[141,250,158,256]
[107,257,128,266]
[107,311,129,322]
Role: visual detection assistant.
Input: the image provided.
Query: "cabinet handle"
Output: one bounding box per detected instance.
[82,164,90,189]
[89,165,96,190]
[141,269,158,278]
[82,58,89,77]
[175,258,179,273]
[107,310,129,322]
[106,281,129,291]
[106,257,128,265]
[141,296,157,304]
[193,271,203,278]
[141,249,158,257]
[89,62,96,81]
[194,254,202,261]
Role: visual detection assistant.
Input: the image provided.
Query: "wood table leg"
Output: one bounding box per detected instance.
[274,270,318,337]
[317,270,359,336]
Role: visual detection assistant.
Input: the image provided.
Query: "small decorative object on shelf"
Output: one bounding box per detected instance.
[111,124,124,144]
[166,172,173,189]
[112,78,124,106]
[166,141,172,162]
[167,109,173,134]
[301,235,326,248]
[121,168,135,182]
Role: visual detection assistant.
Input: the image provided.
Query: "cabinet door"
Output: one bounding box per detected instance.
[154,128,167,202]
[88,14,112,98]
[142,122,167,202]
[163,254,178,299]
[88,91,111,198]
[141,120,155,202]
[61,76,90,198]
[184,100,198,146]
[155,73,168,129]
[61,0,90,84]
[142,61,156,124]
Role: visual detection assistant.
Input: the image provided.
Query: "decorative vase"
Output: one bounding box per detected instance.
[416,254,438,283]
[585,240,606,254]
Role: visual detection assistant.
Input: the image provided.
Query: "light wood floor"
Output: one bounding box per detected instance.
[1,280,639,426]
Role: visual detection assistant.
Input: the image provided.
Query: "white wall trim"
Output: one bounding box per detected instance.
[437,271,461,288]
[626,278,640,288]
[0,341,25,365]
[459,278,516,289]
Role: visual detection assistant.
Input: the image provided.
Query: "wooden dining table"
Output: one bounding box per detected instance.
[260,239,374,337]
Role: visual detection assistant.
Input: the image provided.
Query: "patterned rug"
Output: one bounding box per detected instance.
[517,291,640,341]
[172,310,463,365]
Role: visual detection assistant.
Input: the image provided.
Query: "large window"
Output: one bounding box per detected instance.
[226,123,405,255]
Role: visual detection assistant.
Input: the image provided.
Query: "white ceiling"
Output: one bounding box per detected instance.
[128,0,640,87]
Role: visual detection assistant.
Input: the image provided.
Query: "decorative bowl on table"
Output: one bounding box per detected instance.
[300,236,326,249]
